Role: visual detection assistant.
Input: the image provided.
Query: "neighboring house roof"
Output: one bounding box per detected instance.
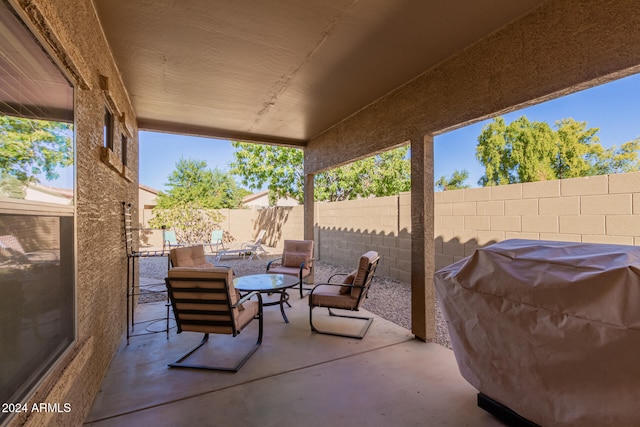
[139,183,159,195]
[25,183,73,204]
[242,190,269,204]
[242,190,298,208]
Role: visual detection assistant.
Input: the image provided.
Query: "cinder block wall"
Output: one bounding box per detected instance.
[209,193,412,283]
[435,172,640,270]
[315,193,411,282]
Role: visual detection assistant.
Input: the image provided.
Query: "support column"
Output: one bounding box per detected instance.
[303,170,315,241]
[411,134,435,342]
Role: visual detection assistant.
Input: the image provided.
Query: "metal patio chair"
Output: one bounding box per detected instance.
[165,267,263,371]
[309,251,379,339]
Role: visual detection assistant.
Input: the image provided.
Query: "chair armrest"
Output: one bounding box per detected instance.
[266,257,283,271]
[235,290,263,307]
[300,257,315,269]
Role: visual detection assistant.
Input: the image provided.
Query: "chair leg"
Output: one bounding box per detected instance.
[169,312,263,372]
[309,306,373,339]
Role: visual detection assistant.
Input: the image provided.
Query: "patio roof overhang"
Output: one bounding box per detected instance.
[92,0,547,147]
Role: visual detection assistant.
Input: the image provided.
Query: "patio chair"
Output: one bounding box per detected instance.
[208,230,226,254]
[165,266,263,371]
[240,229,267,259]
[309,251,379,339]
[163,229,183,252]
[266,240,314,298]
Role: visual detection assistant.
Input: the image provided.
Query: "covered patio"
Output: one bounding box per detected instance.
[2,0,640,426]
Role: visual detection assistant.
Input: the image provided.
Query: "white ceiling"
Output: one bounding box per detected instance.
[92,0,548,145]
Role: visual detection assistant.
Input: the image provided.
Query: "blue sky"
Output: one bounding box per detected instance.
[435,73,640,187]
[139,133,238,192]
[134,73,639,191]
[40,73,640,191]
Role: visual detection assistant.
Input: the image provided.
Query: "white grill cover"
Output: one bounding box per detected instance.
[434,239,640,426]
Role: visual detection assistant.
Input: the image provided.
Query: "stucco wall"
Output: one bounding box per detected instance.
[435,172,640,270]
[8,1,139,426]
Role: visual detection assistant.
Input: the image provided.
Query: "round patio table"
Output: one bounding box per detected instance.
[233,274,299,323]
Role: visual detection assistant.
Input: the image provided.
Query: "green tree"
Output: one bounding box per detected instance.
[0,172,27,198]
[435,169,470,191]
[149,202,224,245]
[590,138,640,175]
[474,115,640,186]
[230,143,304,204]
[0,115,73,187]
[156,158,244,209]
[230,142,411,203]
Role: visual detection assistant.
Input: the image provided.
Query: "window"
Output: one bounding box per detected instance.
[0,3,75,421]
[121,133,128,166]
[104,107,114,150]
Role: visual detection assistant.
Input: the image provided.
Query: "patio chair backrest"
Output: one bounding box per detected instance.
[254,229,266,244]
[170,245,215,268]
[164,230,179,244]
[350,251,380,303]
[166,267,242,335]
[211,230,223,244]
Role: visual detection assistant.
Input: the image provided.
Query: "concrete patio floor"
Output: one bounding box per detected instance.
[85,289,504,427]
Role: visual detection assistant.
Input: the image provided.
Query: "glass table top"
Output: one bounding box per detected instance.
[233,273,299,291]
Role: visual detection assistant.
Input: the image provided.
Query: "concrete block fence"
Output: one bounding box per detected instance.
[435,172,640,270]
[142,171,640,282]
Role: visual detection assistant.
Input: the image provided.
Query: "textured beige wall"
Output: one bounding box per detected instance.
[8,1,139,426]
[435,172,640,270]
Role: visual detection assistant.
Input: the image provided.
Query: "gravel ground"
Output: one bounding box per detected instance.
[139,253,451,349]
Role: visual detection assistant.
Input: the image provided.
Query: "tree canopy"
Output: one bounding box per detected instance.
[155,157,246,209]
[475,116,640,186]
[435,169,471,191]
[0,115,73,196]
[230,142,411,203]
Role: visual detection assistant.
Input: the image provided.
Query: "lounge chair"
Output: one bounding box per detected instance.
[240,229,267,258]
[215,230,267,262]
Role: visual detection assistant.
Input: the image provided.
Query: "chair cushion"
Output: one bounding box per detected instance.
[283,251,310,268]
[266,265,310,279]
[235,300,259,330]
[350,251,378,299]
[170,245,210,267]
[282,240,314,267]
[310,284,358,310]
[339,270,357,295]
